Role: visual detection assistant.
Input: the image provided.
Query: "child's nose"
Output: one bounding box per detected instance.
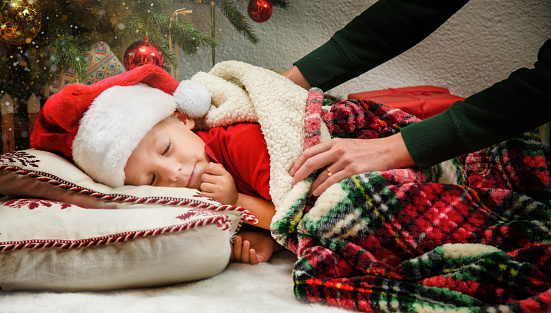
[160,161,182,184]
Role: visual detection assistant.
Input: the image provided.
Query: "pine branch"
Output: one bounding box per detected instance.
[47,37,88,82]
[155,11,218,54]
[216,0,259,44]
[122,8,217,70]
[119,12,171,69]
[149,36,179,70]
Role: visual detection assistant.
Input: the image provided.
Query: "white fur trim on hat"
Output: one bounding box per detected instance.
[73,84,177,187]
[173,80,211,118]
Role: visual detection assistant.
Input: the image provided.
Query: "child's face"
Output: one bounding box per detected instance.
[124,114,211,189]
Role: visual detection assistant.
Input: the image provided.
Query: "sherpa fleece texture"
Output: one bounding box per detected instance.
[191,61,308,209]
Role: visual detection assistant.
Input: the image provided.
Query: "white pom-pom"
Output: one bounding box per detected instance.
[173,80,211,118]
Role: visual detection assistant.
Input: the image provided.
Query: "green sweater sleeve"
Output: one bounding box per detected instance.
[294,0,469,91]
[402,39,551,169]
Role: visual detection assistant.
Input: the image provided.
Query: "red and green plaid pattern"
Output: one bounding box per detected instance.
[271,88,551,312]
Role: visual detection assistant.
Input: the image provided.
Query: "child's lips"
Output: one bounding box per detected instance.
[186,164,197,188]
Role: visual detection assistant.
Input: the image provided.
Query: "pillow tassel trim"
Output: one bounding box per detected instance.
[212,205,258,224]
[0,161,257,225]
[0,215,232,252]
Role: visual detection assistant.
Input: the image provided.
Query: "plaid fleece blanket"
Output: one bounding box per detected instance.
[271,89,551,312]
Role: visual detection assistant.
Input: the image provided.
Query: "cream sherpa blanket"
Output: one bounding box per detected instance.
[191,61,308,209]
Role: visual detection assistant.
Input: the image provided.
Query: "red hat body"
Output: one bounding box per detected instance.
[31,64,179,160]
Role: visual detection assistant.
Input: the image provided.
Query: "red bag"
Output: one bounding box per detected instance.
[348,85,464,120]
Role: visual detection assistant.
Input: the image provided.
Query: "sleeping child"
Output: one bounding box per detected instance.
[30,64,284,265]
[30,60,551,310]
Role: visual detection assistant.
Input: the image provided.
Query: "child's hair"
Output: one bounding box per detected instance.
[168,115,183,123]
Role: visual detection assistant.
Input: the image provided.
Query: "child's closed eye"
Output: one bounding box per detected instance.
[150,173,157,186]
[149,141,172,186]
[162,141,173,156]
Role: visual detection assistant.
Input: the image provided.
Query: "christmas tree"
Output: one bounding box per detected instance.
[0,0,287,153]
[0,0,288,100]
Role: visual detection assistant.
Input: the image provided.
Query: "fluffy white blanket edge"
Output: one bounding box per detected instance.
[191,61,309,209]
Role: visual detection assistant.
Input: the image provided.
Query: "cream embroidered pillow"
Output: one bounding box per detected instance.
[0,150,255,291]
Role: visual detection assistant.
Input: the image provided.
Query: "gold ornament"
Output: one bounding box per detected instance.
[0,0,41,45]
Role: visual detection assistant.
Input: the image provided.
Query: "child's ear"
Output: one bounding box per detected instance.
[172,111,195,130]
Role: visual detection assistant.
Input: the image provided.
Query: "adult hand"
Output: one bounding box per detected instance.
[289,133,415,196]
[282,65,311,90]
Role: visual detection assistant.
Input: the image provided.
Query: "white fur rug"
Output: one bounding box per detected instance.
[0,251,350,313]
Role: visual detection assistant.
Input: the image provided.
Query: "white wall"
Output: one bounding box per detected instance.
[177,0,551,98]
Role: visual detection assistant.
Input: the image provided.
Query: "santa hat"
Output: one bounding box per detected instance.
[30,64,211,187]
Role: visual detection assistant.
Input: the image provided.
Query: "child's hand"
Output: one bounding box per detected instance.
[200,162,238,205]
[231,231,283,265]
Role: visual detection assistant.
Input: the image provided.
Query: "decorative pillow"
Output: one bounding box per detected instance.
[41,41,125,99]
[0,149,256,291]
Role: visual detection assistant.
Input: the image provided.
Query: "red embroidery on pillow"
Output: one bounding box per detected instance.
[3,199,75,210]
[176,208,218,221]
[1,151,40,167]
[192,191,218,202]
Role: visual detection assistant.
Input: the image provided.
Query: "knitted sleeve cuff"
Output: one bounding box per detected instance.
[401,110,468,169]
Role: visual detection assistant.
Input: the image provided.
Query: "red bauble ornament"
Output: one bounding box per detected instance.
[123,37,165,71]
[247,0,273,23]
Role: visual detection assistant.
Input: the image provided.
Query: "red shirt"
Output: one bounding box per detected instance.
[196,123,271,201]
